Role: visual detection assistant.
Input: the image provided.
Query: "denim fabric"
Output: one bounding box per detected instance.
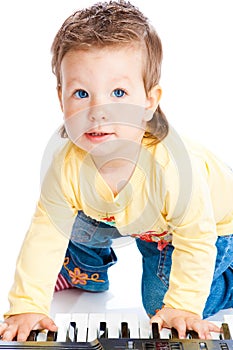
[70,210,122,248]
[203,235,233,317]
[136,235,233,318]
[135,239,173,316]
[60,211,121,291]
[60,211,233,317]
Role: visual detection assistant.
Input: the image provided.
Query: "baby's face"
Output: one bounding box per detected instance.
[58,45,160,157]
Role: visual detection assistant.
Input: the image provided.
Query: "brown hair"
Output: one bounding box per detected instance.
[51,0,169,144]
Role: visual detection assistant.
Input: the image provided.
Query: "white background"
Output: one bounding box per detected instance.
[0,0,232,318]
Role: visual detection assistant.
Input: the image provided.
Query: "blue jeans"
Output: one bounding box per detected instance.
[136,236,233,318]
[60,211,121,292]
[60,211,233,318]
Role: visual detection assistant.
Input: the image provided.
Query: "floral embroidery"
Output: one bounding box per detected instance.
[63,257,105,285]
[100,214,116,226]
[102,215,115,222]
[132,229,173,251]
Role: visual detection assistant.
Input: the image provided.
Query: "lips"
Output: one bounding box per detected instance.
[85,131,114,143]
[87,132,109,136]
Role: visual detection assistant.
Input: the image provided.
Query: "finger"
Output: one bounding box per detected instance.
[0,323,8,335]
[204,322,221,339]
[17,328,31,342]
[1,325,18,342]
[170,317,187,339]
[15,322,35,342]
[201,321,220,340]
[209,322,221,332]
[196,325,212,340]
[186,320,214,340]
[37,317,58,332]
[150,315,164,331]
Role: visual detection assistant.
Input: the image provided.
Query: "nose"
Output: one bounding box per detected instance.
[88,105,108,122]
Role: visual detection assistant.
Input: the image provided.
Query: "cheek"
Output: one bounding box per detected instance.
[60,90,79,117]
[110,104,148,128]
[117,124,145,140]
[62,103,77,118]
[63,110,91,144]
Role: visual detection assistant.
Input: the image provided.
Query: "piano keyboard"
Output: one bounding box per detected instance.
[0,312,232,349]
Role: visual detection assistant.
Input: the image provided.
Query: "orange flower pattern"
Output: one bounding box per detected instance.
[63,257,105,285]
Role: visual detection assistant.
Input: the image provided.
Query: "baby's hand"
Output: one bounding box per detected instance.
[150,307,220,339]
[0,313,57,341]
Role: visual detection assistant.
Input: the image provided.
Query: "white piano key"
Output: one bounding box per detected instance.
[87,313,105,342]
[121,313,140,338]
[159,327,171,339]
[139,318,151,338]
[224,314,233,339]
[36,331,48,341]
[140,320,171,339]
[54,312,71,342]
[71,313,89,342]
[105,312,122,338]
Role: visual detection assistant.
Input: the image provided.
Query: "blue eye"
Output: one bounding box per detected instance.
[74,89,89,99]
[112,89,125,98]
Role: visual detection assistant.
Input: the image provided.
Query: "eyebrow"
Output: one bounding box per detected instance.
[64,75,133,89]
[111,76,132,83]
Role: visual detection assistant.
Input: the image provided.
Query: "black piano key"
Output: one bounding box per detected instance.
[151,322,160,339]
[66,321,77,342]
[46,330,58,341]
[170,327,179,339]
[121,321,130,338]
[222,323,232,340]
[27,330,39,341]
[187,330,199,339]
[98,321,108,338]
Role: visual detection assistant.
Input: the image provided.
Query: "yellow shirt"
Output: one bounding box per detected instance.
[5,128,233,317]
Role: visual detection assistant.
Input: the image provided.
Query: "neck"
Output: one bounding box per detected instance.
[91,140,141,174]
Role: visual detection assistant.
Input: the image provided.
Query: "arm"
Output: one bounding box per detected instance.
[151,215,219,339]
[153,144,219,338]
[2,143,77,340]
[5,200,70,316]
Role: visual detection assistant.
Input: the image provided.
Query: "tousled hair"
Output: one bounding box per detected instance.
[51,0,169,144]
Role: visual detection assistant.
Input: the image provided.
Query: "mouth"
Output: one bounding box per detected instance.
[85,131,114,142]
[87,132,110,136]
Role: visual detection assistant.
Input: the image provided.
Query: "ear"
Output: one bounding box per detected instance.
[144,85,162,121]
[57,85,64,112]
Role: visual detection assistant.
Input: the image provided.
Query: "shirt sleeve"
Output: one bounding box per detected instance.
[5,145,76,317]
[162,151,218,317]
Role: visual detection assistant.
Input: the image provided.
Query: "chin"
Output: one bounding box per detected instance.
[88,146,115,158]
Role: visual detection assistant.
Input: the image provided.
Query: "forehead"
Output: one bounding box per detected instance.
[65,42,143,59]
[60,44,144,77]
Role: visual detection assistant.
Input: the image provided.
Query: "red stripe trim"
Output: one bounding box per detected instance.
[55,273,72,291]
